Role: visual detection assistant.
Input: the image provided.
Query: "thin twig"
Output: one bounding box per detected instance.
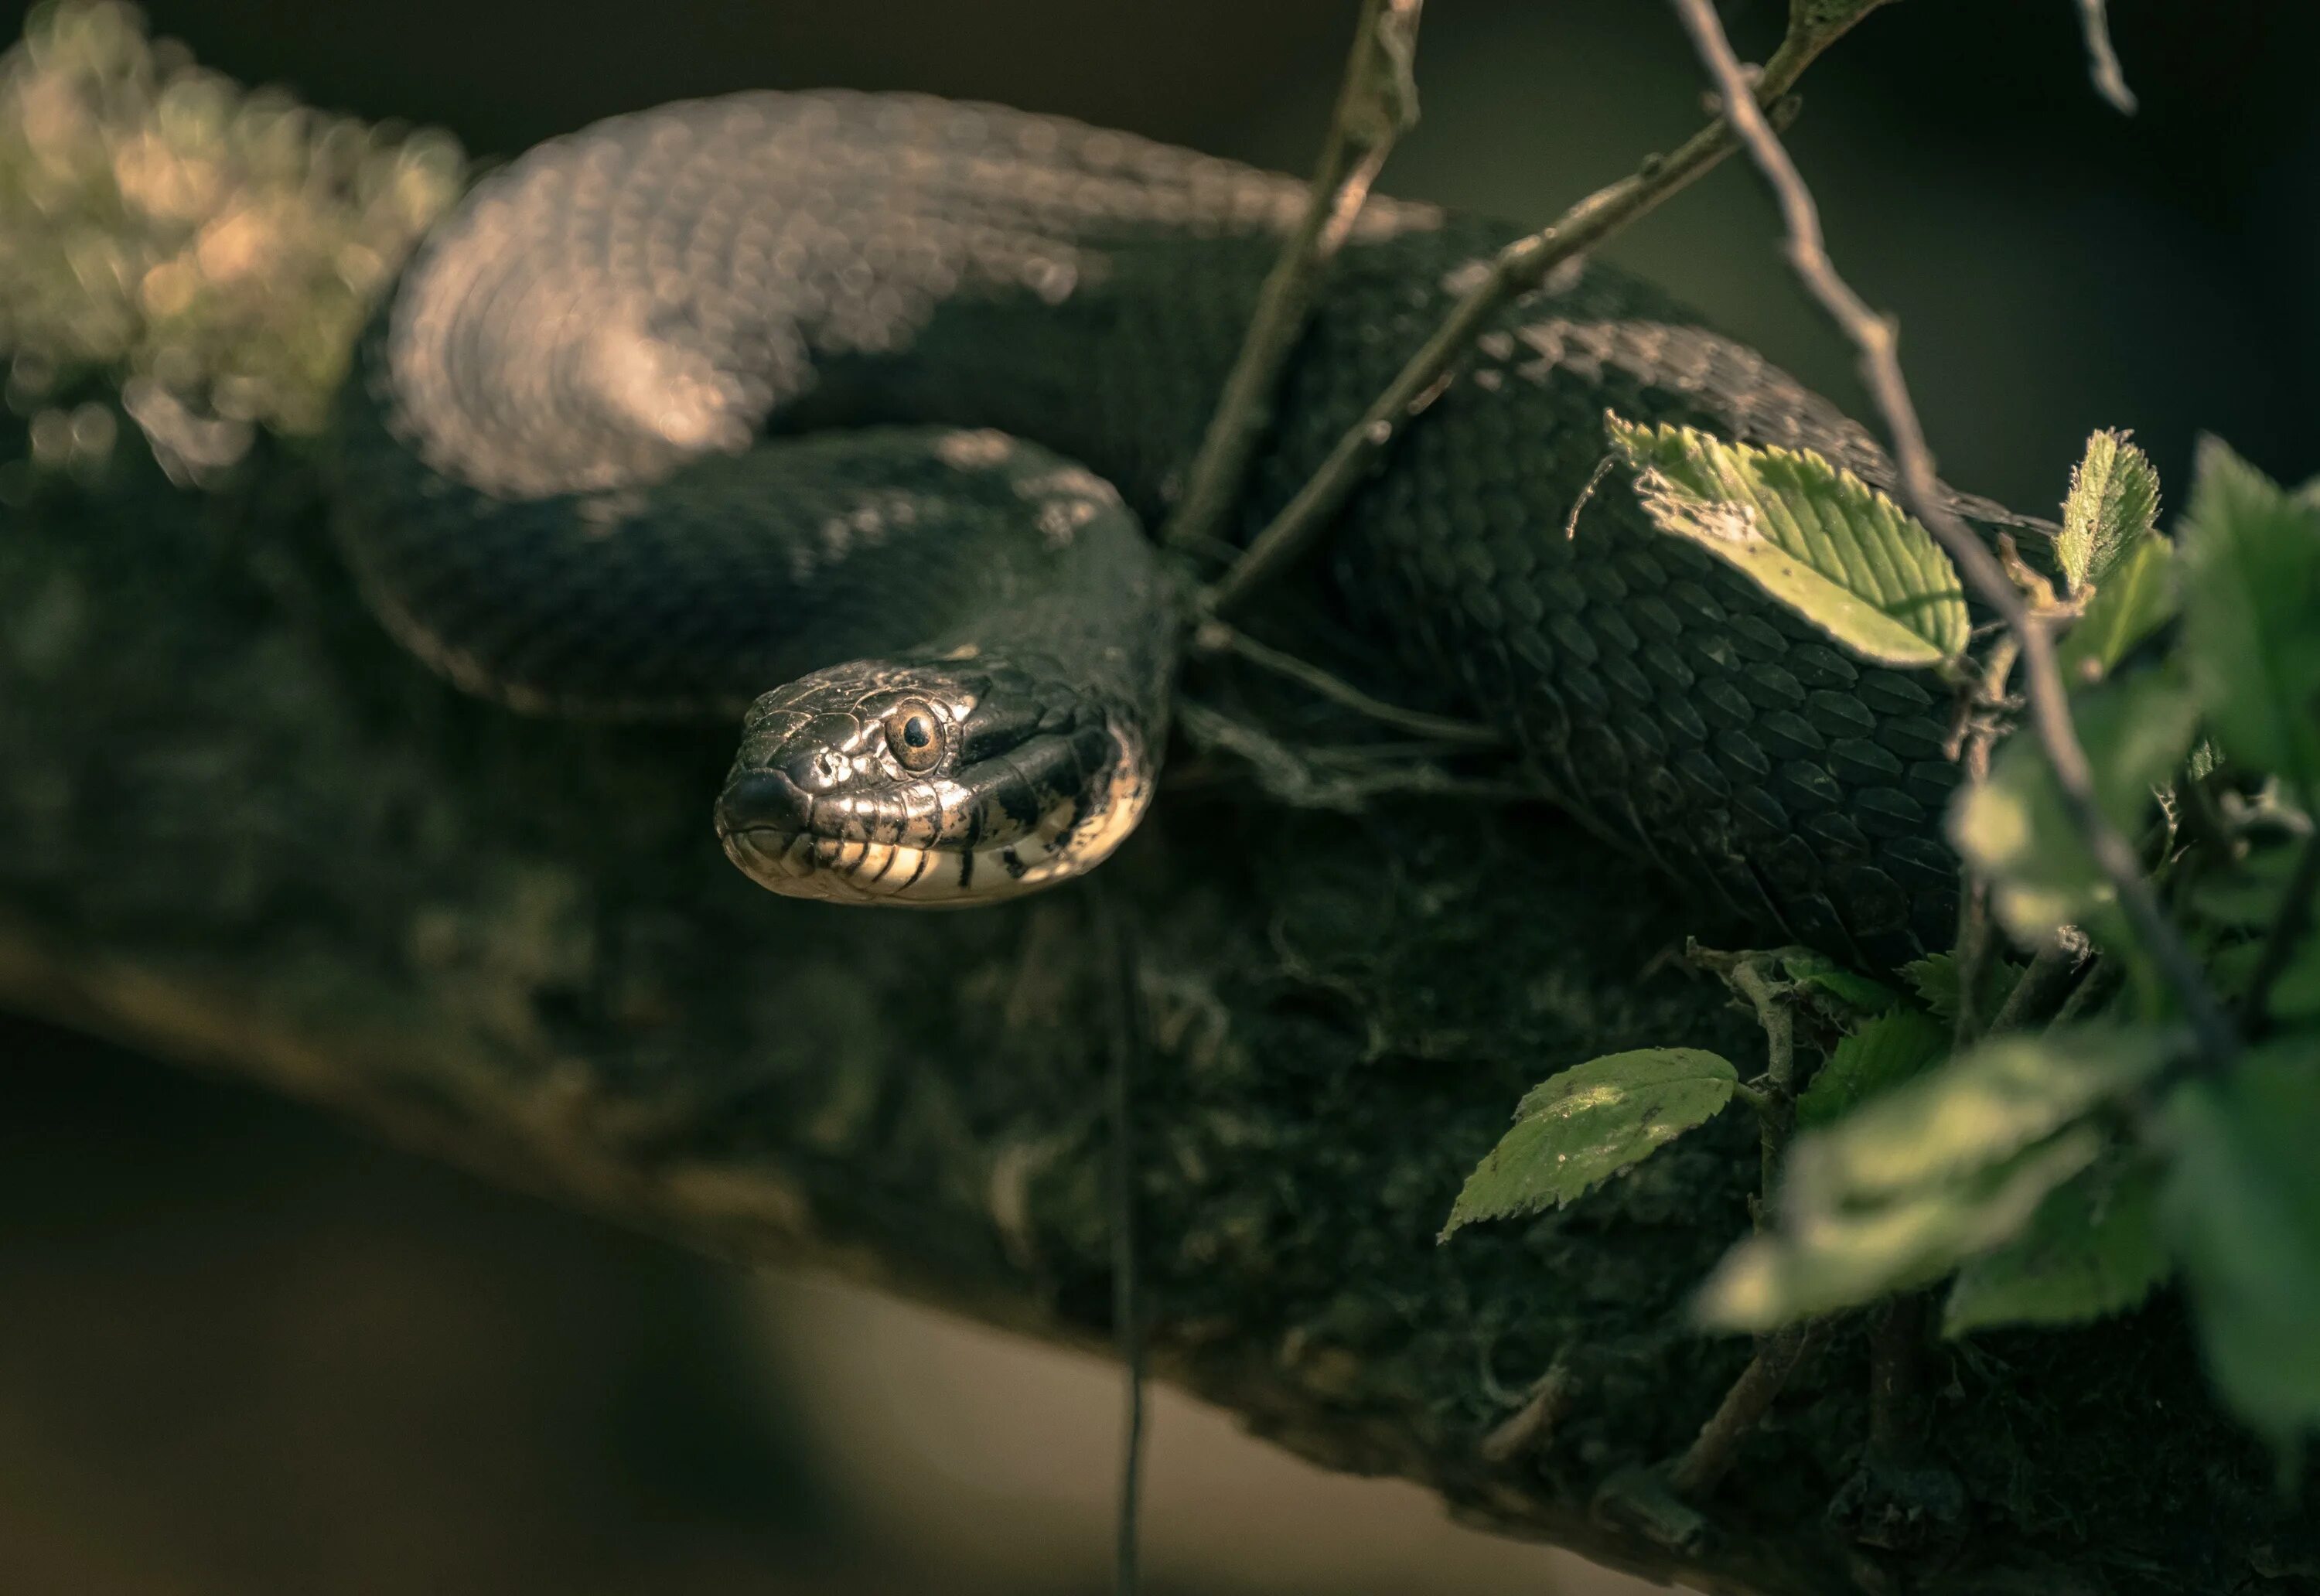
[1193,618,1503,745]
[1667,1317,1830,1499]
[1864,1293,1927,1470]
[1201,9,1871,620]
[1162,0,1423,554]
[1479,1356,1578,1465]
[2243,829,2320,1040]
[1987,934,2086,1035]
[1092,883,1148,1596]
[2074,0,2138,115]
[1670,0,2237,1071]
[1723,956,1797,1222]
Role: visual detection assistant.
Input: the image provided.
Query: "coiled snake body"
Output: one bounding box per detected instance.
[335,90,1980,963]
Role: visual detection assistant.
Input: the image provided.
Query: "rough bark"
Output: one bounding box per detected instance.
[1,426,2312,1595]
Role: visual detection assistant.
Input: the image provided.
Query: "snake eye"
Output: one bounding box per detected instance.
[883,700,945,772]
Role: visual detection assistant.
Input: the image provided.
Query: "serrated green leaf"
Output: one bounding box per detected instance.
[2057,532,2176,687]
[1698,1128,2103,1331]
[1792,1025,2174,1204]
[1949,673,2199,940]
[2057,429,2161,593]
[1441,1049,1737,1239]
[1900,951,2017,1029]
[2161,1044,2320,1453]
[1796,1008,1949,1128]
[1943,1151,2168,1335]
[1779,951,1900,1018]
[1605,415,1969,667]
[2179,436,2320,792]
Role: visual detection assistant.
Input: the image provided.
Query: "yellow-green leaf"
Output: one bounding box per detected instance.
[1949,673,2199,941]
[1943,1151,2168,1335]
[1698,1129,2102,1332]
[1440,1049,1737,1240]
[1605,416,1969,668]
[2179,436,2320,792]
[1790,1025,2173,1206]
[2056,429,2161,593]
[1796,1008,1947,1128]
[2161,1045,2320,1454]
[2057,531,2176,687]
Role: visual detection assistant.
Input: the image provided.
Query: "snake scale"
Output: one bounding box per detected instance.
[333,90,1991,966]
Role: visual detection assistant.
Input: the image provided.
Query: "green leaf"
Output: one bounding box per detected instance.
[2056,531,2176,687]
[1900,951,2017,1029]
[1943,1151,2168,1335]
[2178,436,2320,791]
[1791,1025,2174,1204]
[1605,415,1969,667]
[1779,951,1900,1018]
[2161,1043,2320,1452]
[1698,1128,2103,1331]
[2189,840,2308,931]
[1796,1008,1949,1128]
[1441,1049,1738,1240]
[2056,429,2161,593]
[1949,673,2199,940]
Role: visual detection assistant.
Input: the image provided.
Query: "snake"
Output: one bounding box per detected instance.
[333,90,2004,966]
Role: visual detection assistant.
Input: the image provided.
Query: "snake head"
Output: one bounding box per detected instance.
[714,656,1152,905]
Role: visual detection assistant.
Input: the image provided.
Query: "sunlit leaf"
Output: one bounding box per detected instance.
[1605,416,1969,667]
[1949,673,2199,940]
[2057,531,2176,687]
[1441,1049,1737,1240]
[2161,1045,2320,1454]
[2056,429,2161,594]
[1791,1025,2173,1204]
[1796,1007,1948,1128]
[2178,436,2320,793]
[1698,1128,2102,1331]
[1900,951,2016,1030]
[1943,1150,2168,1335]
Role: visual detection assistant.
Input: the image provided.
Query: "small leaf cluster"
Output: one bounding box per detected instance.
[1450,423,2320,1464]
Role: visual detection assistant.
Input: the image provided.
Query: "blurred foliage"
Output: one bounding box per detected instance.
[0,0,459,486]
[1452,418,2320,1468]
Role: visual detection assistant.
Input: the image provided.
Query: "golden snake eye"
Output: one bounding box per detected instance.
[884,700,944,772]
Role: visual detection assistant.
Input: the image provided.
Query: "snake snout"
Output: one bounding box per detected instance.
[715,768,814,841]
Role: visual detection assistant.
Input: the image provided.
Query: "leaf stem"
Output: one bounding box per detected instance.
[1669,0,2237,1072]
[1162,0,1424,554]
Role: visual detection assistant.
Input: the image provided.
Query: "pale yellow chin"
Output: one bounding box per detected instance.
[726,735,1155,907]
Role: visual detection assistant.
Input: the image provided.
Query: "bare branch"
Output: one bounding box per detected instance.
[1191,618,1503,745]
[1669,0,2236,1069]
[1161,0,1423,554]
[1667,1318,1832,1499]
[2075,0,2139,116]
[1200,7,1890,621]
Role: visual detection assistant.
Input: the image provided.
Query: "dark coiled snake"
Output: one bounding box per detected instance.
[333,90,2004,965]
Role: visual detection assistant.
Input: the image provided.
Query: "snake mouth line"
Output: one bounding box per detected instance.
[718,734,1155,907]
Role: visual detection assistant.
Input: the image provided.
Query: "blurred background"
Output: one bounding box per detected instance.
[3,1,2316,1591]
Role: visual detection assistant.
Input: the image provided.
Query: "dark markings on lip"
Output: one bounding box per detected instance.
[899,845,930,892]
[1000,844,1026,878]
[958,845,975,890]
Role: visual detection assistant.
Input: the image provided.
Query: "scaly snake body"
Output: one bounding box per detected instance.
[334,90,1980,962]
